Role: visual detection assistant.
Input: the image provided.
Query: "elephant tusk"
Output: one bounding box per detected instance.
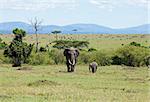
[68,59,75,65]
[68,59,73,65]
[72,59,75,65]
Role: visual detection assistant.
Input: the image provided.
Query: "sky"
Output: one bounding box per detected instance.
[0,0,149,28]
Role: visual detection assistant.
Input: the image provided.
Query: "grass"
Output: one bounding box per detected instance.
[0,34,150,50]
[0,34,150,101]
[0,64,149,102]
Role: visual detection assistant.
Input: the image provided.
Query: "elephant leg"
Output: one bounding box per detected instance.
[94,67,97,73]
[92,68,97,73]
[71,65,75,72]
[67,64,71,72]
[92,68,94,73]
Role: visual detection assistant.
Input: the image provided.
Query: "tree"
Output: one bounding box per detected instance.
[4,28,34,67]
[52,40,89,49]
[0,37,7,49]
[72,29,79,39]
[51,30,61,41]
[30,17,42,52]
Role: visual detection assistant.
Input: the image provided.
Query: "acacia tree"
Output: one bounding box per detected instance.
[51,30,61,41]
[4,28,34,67]
[52,40,89,49]
[72,29,78,39]
[30,17,42,52]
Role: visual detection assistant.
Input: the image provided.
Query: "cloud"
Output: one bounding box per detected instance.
[0,0,78,10]
[89,0,115,11]
[89,0,149,11]
[127,0,149,7]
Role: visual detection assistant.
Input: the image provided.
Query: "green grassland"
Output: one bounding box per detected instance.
[0,64,150,102]
[0,34,150,102]
[0,34,150,50]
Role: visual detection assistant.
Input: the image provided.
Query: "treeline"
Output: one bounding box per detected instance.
[0,28,150,67]
[1,45,149,67]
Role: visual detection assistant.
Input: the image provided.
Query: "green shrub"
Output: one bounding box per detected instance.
[3,28,33,67]
[129,42,141,47]
[0,38,7,49]
[112,45,150,67]
[39,47,47,52]
[78,51,91,64]
[0,42,7,49]
[78,51,112,66]
[50,49,65,64]
[91,51,112,66]
[111,55,122,65]
[88,48,97,52]
[0,50,11,64]
[29,52,54,65]
[28,49,65,65]
[144,56,150,66]
[52,40,89,49]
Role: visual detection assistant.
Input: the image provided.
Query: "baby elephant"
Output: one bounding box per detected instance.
[89,62,98,73]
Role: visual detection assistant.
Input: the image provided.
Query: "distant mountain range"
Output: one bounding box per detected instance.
[0,22,149,34]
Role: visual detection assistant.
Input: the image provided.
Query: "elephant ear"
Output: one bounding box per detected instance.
[75,49,79,57]
[64,49,69,56]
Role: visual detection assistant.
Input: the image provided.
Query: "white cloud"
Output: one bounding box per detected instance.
[0,0,149,11]
[0,0,78,10]
[127,0,149,7]
[89,0,149,11]
[89,0,116,11]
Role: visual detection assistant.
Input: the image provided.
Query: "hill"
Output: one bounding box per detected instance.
[0,22,149,34]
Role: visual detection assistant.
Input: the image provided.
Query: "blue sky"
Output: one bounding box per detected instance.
[0,0,149,28]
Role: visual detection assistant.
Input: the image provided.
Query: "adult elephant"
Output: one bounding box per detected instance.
[64,47,79,72]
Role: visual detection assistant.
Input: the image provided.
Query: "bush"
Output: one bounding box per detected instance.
[129,42,141,47]
[112,45,150,67]
[88,48,97,52]
[78,51,91,64]
[39,47,47,52]
[50,49,65,64]
[0,50,11,64]
[28,49,65,65]
[111,55,122,65]
[0,42,7,49]
[29,52,54,65]
[91,51,112,66]
[4,28,33,67]
[145,56,150,66]
[0,38,7,49]
[78,51,112,66]
[52,40,89,49]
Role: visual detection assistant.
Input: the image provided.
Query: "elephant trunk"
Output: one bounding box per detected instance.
[68,59,75,65]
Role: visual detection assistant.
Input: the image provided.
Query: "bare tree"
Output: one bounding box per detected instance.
[30,17,43,53]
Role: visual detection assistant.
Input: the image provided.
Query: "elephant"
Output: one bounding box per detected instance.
[89,61,98,73]
[64,47,79,72]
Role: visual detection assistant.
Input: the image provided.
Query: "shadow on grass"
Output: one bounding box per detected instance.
[0,95,11,99]
[27,80,61,87]
[16,67,32,71]
[58,70,68,73]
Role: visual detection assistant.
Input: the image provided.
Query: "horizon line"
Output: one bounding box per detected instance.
[0,21,149,29]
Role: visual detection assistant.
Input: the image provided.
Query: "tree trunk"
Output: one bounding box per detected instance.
[56,33,58,41]
[35,31,39,53]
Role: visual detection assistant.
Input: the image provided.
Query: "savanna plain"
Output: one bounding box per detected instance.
[0,34,150,102]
